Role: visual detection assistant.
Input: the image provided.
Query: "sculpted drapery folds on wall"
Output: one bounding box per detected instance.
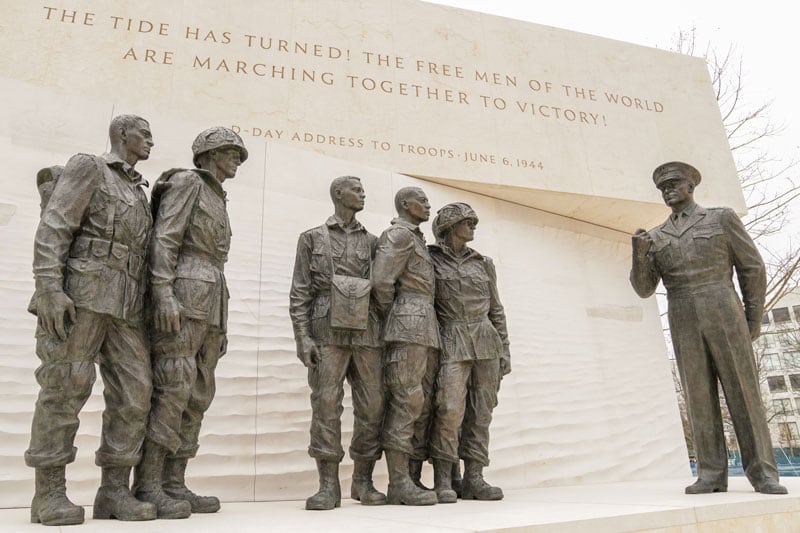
[630,161,787,496]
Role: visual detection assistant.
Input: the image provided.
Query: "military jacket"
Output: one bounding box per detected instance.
[33,153,152,323]
[289,216,381,347]
[150,169,231,329]
[372,218,440,349]
[429,244,509,361]
[630,204,766,325]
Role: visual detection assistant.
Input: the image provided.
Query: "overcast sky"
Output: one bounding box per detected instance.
[427,0,799,240]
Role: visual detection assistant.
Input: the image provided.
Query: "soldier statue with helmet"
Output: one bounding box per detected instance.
[133,127,248,518]
[427,202,510,504]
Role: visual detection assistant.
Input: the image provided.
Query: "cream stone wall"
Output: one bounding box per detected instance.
[1,0,739,231]
[0,0,731,508]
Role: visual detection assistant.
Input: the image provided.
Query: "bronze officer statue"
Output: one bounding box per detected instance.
[631,161,787,495]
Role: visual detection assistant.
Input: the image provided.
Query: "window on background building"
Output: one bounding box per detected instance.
[773,399,793,415]
[773,307,791,323]
[768,376,788,393]
[793,305,800,322]
[763,335,776,348]
[762,313,771,325]
[764,353,782,371]
[780,336,793,348]
[790,374,800,390]
[784,352,800,370]
[795,398,800,413]
[778,422,800,445]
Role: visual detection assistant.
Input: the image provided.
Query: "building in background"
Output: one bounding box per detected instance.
[758,290,800,461]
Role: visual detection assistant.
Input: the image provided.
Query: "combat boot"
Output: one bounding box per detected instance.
[432,459,457,503]
[409,458,431,490]
[164,457,221,513]
[93,466,157,520]
[30,466,84,526]
[131,441,191,519]
[385,450,437,506]
[451,461,463,498]
[306,460,341,510]
[462,460,503,500]
[350,459,386,505]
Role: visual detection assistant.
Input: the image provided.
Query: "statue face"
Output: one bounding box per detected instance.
[452,218,476,242]
[658,177,693,208]
[404,190,431,222]
[337,179,366,212]
[123,120,154,161]
[210,148,242,181]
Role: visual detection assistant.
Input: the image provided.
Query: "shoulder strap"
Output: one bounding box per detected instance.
[482,256,496,282]
[321,224,335,277]
[92,156,117,239]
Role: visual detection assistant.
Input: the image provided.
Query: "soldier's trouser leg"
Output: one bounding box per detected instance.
[347,346,384,462]
[383,344,435,455]
[308,344,350,461]
[699,292,780,490]
[26,309,101,468]
[95,315,152,467]
[670,297,728,487]
[459,358,500,467]
[429,361,473,464]
[174,325,223,459]
[148,321,208,458]
[410,348,439,461]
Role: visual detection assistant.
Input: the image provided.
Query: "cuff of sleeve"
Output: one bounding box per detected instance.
[152,283,175,301]
[35,277,63,293]
[293,325,311,340]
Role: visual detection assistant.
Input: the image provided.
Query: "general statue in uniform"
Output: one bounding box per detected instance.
[630,161,787,495]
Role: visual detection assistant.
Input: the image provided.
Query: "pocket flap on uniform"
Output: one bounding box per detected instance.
[693,224,724,239]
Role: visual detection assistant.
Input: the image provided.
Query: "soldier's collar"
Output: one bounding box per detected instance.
[194,168,227,200]
[431,242,481,260]
[326,214,364,232]
[390,217,421,233]
[672,202,698,220]
[101,153,147,187]
[390,218,426,241]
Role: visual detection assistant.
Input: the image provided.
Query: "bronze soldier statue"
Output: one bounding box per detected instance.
[289,176,386,510]
[26,115,156,525]
[372,186,439,506]
[428,203,510,503]
[631,161,787,495]
[134,127,247,518]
